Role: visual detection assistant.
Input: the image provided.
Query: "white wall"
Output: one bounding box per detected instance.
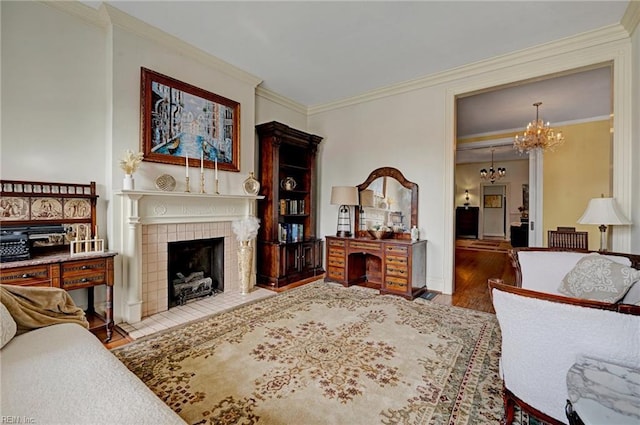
[1,2,107,208]
[1,1,108,308]
[310,87,448,289]
[255,91,308,130]
[311,31,636,294]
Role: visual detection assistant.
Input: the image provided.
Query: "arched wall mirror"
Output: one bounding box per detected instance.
[354,167,418,239]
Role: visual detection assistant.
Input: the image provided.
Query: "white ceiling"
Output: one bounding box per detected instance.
[81,1,627,161]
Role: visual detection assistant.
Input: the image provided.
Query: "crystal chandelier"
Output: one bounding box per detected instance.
[514,102,565,153]
[480,148,506,184]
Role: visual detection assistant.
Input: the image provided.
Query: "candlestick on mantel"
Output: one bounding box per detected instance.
[201,151,204,173]
[200,171,205,194]
[215,178,219,195]
[185,153,189,177]
[214,157,218,180]
[185,176,191,193]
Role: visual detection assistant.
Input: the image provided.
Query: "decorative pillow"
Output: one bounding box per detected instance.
[1,301,17,348]
[559,254,640,302]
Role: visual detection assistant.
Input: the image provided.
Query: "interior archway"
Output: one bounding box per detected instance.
[443,46,632,298]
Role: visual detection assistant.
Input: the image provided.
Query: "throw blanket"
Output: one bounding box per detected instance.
[0,284,88,335]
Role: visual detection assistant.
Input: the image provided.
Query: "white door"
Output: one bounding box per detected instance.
[481,184,506,238]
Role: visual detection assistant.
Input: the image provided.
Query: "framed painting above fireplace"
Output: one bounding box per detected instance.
[140,67,240,172]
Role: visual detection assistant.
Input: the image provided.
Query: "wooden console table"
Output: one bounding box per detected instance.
[325,236,427,299]
[0,251,117,341]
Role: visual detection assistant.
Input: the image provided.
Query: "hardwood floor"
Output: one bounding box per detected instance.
[262,246,515,315]
[449,241,516,313]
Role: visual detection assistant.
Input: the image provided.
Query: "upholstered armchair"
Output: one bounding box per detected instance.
[489,282,640,424]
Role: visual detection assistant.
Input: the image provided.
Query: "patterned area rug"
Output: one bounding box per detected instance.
[113,282,504,424]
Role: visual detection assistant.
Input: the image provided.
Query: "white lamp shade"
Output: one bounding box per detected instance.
[578,198,631,225]
[330,186,359,206]
[359,189,375,207]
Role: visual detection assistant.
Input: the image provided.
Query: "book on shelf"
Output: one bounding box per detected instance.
[279,199,306,215]
[278,223,304,243]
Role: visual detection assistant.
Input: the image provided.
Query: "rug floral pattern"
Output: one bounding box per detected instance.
[113,282,504,424]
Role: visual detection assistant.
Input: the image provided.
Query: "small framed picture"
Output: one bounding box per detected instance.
[484,194,502,208]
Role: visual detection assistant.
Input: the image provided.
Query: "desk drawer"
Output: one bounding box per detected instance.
[350,241,382,254]
[328,239,345,248]
[327,266,345,280]
[328,247,345,258]
[385,276,408,292]
[0,265,52,287]
[61,258,107,290]
[386,245,408,255]
[328,256,345,267]
[386,256,408,277]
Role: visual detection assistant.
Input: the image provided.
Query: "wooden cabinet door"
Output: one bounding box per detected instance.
[284,243,301,276]
[300,242,316,272]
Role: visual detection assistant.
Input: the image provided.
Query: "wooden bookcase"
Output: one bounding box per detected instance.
[255,121,324,288]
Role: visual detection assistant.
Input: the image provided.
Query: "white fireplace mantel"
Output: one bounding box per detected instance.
[115,190,264,323]
[116,190,264,225]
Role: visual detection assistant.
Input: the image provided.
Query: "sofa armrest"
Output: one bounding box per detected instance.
[488,281,638,314]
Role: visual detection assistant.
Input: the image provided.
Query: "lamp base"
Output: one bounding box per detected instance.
[598,224,608,252]
[336,231,352,238]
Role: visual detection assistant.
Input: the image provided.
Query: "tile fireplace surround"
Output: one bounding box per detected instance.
[117,190,262,324]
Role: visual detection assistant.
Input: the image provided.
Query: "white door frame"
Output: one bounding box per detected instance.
[443,39,632,296]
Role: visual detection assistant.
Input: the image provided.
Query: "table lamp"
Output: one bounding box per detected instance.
[330,186,359,237]
[358,189,375,230]
[577,197,631,252]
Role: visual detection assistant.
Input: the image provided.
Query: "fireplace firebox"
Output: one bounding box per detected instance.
[168,237,224,308]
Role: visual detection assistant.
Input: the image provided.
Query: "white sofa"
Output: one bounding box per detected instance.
[510,248,640,305]
[1,320,186,424]
[490,282,640,424]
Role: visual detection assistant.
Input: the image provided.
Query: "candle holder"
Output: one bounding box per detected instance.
[200,172,206,194]
[215,178,220,195]
[185,176,191,193]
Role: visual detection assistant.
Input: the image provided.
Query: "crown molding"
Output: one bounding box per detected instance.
[308,24,629,115]
[102,4,262,88]
[44,1,262,88]
[255,86,307,115]
[621,0,640,35]
[41,0,108,27]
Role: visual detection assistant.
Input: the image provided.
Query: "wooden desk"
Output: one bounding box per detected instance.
[0,251,117,341]
[325,236,427,299]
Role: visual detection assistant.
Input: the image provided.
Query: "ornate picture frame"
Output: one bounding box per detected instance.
[140,67,240,172]
[484,194,502,208]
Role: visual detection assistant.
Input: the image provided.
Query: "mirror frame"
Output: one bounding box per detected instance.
[354,167,418,240]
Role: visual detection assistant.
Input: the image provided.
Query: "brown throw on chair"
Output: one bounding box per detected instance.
[0,284,88,335]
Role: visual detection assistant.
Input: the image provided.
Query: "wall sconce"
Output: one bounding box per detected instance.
[330,186,359,237]
[464,190,470,206]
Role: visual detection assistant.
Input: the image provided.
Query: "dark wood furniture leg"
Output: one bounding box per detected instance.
[104,284,113,342]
